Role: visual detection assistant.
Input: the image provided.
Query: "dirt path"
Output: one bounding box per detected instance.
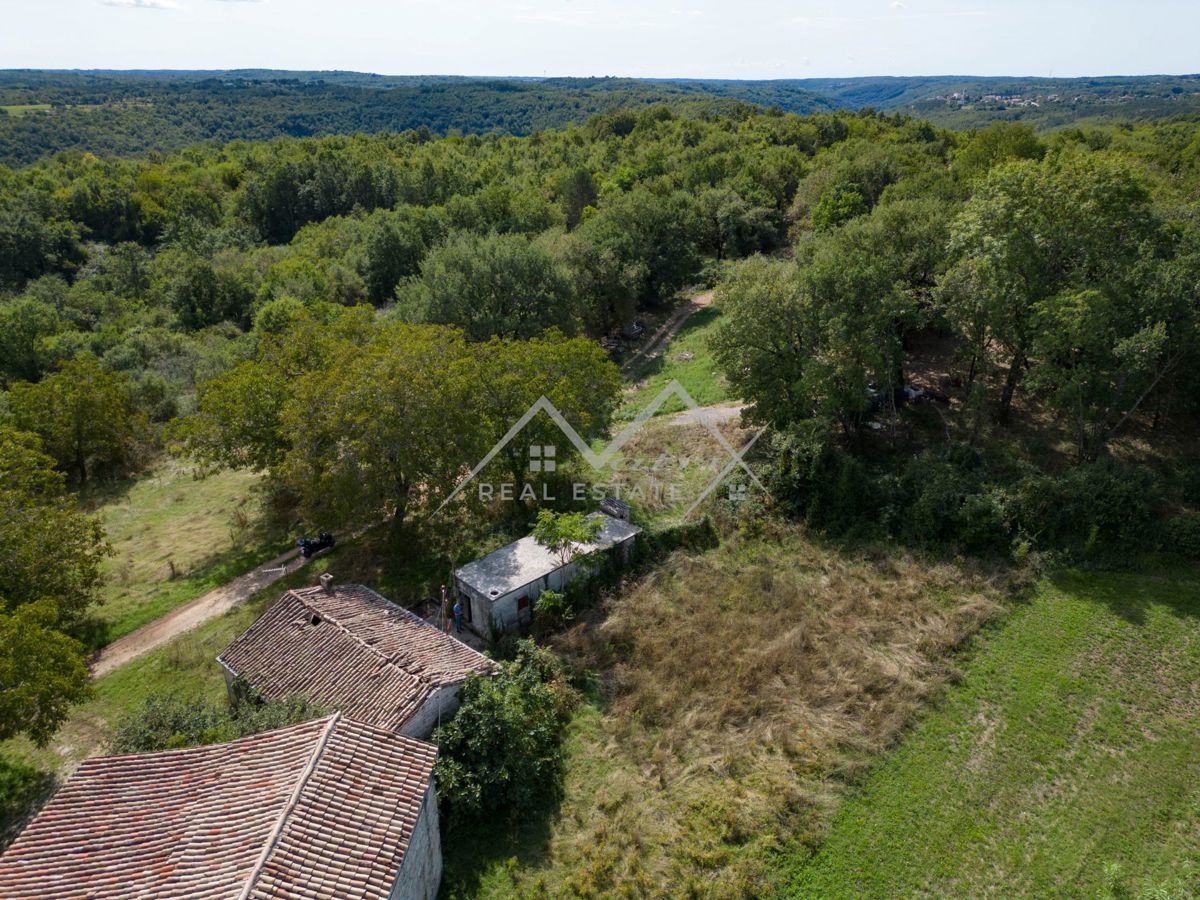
[621,290,714,375]
[91,547,311,677]
[670,402,747,428]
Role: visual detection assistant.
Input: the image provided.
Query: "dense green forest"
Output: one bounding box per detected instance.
[3,97,1200,796]
[3,83,1200,896]
[0,72,827,166]
[4,70,1200,166]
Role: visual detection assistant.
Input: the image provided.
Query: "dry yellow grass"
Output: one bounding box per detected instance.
[480,524,1015,897]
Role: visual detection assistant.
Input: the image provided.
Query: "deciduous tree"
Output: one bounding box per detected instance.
[8,355,146,484]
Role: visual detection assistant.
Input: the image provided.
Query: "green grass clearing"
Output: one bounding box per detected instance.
[787,567,1200,899]
[617,305,731,421]
[0,104,50,116]
[83,459,286,646]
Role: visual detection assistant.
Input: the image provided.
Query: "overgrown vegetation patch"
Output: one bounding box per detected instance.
[443,525,1014,896]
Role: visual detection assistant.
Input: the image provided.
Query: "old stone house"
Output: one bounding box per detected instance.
[218,579,496,739]
[0,713,442,900]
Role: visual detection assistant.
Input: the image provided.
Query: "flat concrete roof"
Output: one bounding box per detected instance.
[454,513,641,599]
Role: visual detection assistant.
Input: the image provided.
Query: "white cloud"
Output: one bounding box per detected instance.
[101,0,181,8]
[890,1,906,9]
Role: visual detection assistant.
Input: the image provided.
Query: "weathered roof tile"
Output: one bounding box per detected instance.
[0,714,436,900]
[218,584,495,731]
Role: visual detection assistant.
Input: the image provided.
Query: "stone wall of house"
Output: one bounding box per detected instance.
[399,685,462,741]
[389,779,442,900]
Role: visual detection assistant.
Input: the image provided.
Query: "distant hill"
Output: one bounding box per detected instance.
[783,74,1200,129]
[0,72,832,167]
[2,70,1198,167]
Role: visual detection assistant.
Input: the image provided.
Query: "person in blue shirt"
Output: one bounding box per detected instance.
[452,598,464,634]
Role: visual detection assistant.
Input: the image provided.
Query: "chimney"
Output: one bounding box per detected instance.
[319,573,335,594]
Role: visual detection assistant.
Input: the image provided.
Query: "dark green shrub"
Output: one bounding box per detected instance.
[533,588,573,623]
[1008,473,1070,547]
[766,426,876,535]
[1010,461,1160,556]
[109,693,324,754]
[1178,465,1200,507]
[899,454,976,546]
[1166,513,1200,558]
[434,639,576,824]
[1058,460,1160,553]
[958,490,1012,555]
[110,696,227,753]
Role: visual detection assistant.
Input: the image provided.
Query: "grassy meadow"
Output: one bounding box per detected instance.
[616,305,730,421]
[82,459,286,645]
[440,524,1014,897]
[0,104,51,117]
[787,567,1200,899]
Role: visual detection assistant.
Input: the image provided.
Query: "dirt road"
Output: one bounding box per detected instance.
[91,547,311,677]
[670,402,747,428]
[621,290,714,375]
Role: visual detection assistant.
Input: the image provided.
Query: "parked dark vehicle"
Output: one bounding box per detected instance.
[620,319,646,341]
[297,531,335,558]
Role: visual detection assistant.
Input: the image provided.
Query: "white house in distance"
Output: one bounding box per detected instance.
[218,578,496,739]
[453,511,641,641]
[0,713,442,900]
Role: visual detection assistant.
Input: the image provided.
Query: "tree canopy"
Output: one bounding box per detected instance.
[0,426,107,744]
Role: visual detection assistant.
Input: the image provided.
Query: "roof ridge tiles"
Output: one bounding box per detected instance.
[235,712,342,900]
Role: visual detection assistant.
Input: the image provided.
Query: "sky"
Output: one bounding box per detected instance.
[2,0,1197,80]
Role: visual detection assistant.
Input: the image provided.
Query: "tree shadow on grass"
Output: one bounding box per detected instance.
[0,756,57,853]
[1049,564,1200,627]
[438,795,562,899]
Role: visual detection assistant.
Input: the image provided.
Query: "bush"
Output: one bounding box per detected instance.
[1166,513,1200,558]
[109,692,324,754]
[1008,473,1068,547]
[1178,465,1200,507]
[895,447,1011,551]
[766,425,876,535]
[533,588,575,624]
[1010,461,1160,557]
[958,489,1012,555]
[433,639,576,824]
[1058,460,1161,554]
[900,456,974,546]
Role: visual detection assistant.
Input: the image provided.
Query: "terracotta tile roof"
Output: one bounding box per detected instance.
[0,714,437,900]
[218,583,495,731]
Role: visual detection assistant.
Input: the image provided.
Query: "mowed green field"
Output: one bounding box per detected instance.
[788,569,1200,899]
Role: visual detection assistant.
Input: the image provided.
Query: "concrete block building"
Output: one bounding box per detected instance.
[453,512,641,641]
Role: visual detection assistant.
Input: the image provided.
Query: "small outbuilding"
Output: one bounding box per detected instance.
[453,512,641,641]
[0,713,442,900]
[218,579,495,739]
